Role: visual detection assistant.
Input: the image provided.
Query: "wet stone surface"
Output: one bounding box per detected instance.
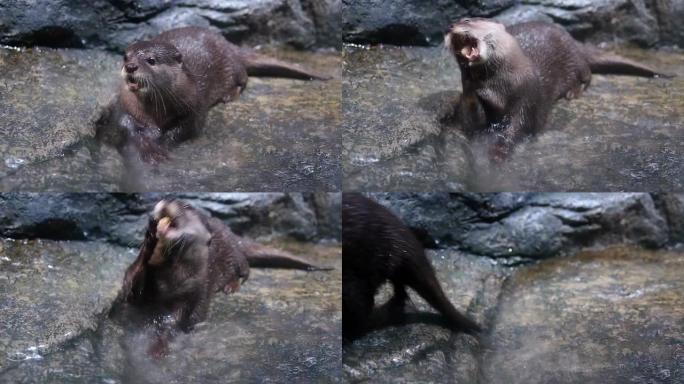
[343,246,684,383]
[0,239,135,371]
[0,46,341,191]
[483,246,684,384]
[0,239,341,383]
[343,44,684,191]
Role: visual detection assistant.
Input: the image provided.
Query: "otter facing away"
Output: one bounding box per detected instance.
[444,18,671,161]
[97,27,329,163]
[342,193,481,341]
[117,199,330,357]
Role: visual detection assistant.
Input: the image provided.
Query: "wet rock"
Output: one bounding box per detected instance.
[482,246,684,384]
[343,248,508,383]
[342,45,470,191]
[0,193,342,246]
[0,47,118,185]
[372,193,671,258]
[654,193,684,244]
[0,241,341,384]
[0,239,135,371]
[0,46,341,191]
[343,0,684,48]
[344,45,684,191]
[0,1,339,50]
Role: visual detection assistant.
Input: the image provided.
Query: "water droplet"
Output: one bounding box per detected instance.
[5,156,26,169]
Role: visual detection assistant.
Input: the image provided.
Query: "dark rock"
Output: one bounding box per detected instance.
[0,193,342,246]
[0,0,339,50]
[342,0,684,48]
[372,193,672,259]
[654,193,684,244]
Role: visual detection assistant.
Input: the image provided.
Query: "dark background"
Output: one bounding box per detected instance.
[372,192,684,260]
[0,0,341,50]
[342,0,684,47]
[0,193,341,246]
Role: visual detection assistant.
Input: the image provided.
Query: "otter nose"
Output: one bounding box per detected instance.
[124,63,138,73]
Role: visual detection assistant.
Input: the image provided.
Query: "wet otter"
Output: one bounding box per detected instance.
[342,193,480,340]
[444,18,670,161]
[97,27,329,163]
[118,199,330,357]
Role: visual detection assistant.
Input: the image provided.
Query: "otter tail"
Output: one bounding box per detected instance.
[404,258,482,335]
[240,238,332,271]
[240,49,331,80]
[583,45,674,78]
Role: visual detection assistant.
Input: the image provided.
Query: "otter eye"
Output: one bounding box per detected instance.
[463,18,471,23]
[146,57,156,65]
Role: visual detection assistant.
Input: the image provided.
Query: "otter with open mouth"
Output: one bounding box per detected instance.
[444,18,671,162]
[116,199,331,357]
[97,27,329,163]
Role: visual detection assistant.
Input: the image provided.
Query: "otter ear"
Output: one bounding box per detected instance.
[174,52,183,63]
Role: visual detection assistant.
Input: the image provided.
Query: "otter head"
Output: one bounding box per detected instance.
[122,40,184,97]
[148,200,211,265]
[444,18,507,66]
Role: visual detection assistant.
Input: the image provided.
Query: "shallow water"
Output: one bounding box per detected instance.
[0,46,341,192]
[0,239,341,383]
[343,45,684,191]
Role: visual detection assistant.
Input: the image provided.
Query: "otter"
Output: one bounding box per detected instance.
[118,199,330,357]
[444,18,671,161]
[97,27,329,163]
[342,193,480,341]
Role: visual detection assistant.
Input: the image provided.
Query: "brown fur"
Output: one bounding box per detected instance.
[342,193,480,341]
[445,18,670,162]
[97,27,328,163]
[118,199,329,357]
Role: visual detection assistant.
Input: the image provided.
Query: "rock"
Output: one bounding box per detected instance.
[343,0,684,48]
[343,45,684,191]
[0,193,342,246]
[372,193,672,259]
[0,239,135,371]
[343,249,507,383]
[0,47,118,183]
[0,241,342,384]
[0,46,341,191]
[343,244,684,384]
[0,1,339,50]
[342,46,470,191]
[654,193,684,244]
[482,246,684,384]
[342,0,468,46]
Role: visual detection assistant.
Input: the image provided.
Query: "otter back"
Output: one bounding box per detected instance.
[342,193,481,340]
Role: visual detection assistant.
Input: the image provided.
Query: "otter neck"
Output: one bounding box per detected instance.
[121,73,198,130]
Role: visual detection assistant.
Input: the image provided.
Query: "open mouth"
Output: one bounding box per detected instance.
[449,33,480,62]
[125,74,142,92]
